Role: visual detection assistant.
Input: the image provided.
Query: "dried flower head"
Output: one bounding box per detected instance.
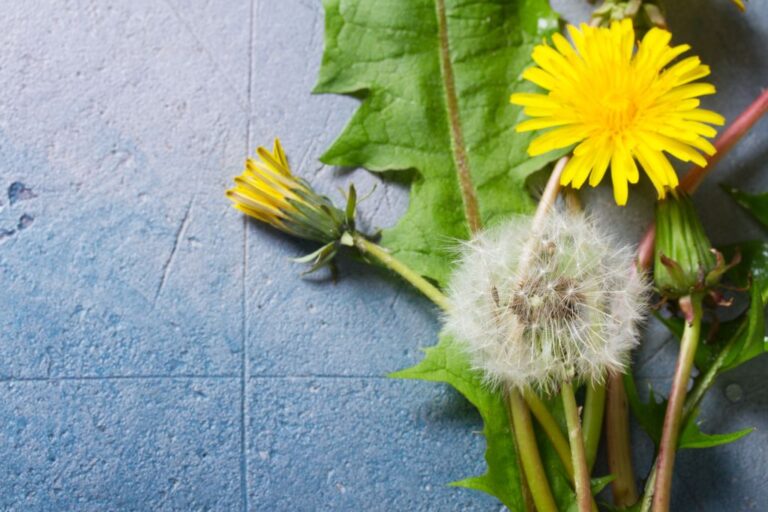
[510,19,724,206]
[445,211,649,393]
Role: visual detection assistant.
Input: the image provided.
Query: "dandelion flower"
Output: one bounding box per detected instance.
[227,138,358,271]
[445,211,649,393]
[511,19,724,205]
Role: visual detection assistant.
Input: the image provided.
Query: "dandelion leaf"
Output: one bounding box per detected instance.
[317,0,570,507]
[624,372,752,449]
[722,184,768,229]
[392,334,575,510]
[315,0,563,287]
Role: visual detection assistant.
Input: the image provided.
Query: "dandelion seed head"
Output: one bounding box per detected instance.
[445,210,649,393]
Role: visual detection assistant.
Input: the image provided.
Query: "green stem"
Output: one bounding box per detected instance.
[524,390,574,479]
[353,234,450,311]
[640,287,768,512]
[652,294,704,512]
[507,399,537,512]
[562,381,593,512]
[606,373,639,508]
[582,382,606,471]
[508,388,559,512]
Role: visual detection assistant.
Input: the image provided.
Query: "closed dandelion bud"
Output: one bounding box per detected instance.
[445,211,649,393]
[654,191,731,298]
[227,138,360,272]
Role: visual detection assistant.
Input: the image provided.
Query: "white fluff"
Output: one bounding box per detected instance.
[445,210,649,393]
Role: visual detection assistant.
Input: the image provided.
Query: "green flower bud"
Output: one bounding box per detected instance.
[654,191,721,298]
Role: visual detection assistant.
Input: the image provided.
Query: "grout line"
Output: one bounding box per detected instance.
[0,374,401,383]
[240,0,256,510]
[250,374,395,380]
[0,374,239,382]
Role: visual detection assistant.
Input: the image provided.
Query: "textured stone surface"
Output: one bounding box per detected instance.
[0,0,766,510]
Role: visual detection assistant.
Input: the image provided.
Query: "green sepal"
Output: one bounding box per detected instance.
[655,242,768,374]
[345,184,357,228]
[292,241,338,274]
[654,191,717,298]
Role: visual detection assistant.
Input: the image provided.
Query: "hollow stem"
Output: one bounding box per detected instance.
[507,399,537,512]
[652,294,704,512]
[561,381,593,512]
[353,234,450,311]
[606,373,639,508]
[508,388,559,512]
[680,88,768,194]
[524,390,574,479]
[640,286,768,511]
[532,156,568,228]
[582,382,606,471]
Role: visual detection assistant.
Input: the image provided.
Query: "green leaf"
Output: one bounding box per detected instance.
[391,334,524,509]
[623,371,667,446]
[654,242,768,373]
[716,281,766,372]
[678,407,753,449]
[722,184,768,229]
[590,475,616,495]
[318,0,572,507]
[392,334,575,509]
[316,0,563,287]
[624,372,752,450]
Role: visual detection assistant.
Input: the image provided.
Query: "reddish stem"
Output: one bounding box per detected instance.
[636,88,768,270]
[680,88,768,194]
[613,89,768,509]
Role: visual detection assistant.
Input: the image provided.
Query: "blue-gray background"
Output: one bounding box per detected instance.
[0,0,765,510]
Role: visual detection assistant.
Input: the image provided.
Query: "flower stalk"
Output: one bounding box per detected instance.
[562,381,594,512]
[606,373,639,507]
[652,293,704,512]
[507,388,559,512]
[582,382,606,471]
[618,88,768,510]
[352,234,450,311]
[524,390,574,478]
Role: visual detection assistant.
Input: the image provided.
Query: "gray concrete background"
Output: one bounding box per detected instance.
[0,0,765,510]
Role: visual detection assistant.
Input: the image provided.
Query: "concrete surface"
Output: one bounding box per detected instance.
[0,0,765,510]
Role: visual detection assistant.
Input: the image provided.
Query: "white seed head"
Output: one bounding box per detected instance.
[445,210,649,394]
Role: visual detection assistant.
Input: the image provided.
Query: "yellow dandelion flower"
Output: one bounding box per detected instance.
[511,19,725,205]
[227,139,350,245]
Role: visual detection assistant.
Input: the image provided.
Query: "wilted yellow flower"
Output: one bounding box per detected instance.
[227,139,357,271]
[511,19,724,205]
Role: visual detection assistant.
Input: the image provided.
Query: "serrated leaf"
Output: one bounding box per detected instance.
[722,184,768,229]
[624,372,752,450]
[391,334,524,509]
[392,334,576,509]
[678,407,753,449]
[316,0,564,287]
[655,241,768,374]
[718,282,766,372]
[318,0,573,508]
[623,371,667,446]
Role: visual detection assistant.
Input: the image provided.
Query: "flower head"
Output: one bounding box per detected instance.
[227,138,358,271]
[511,20,724,205]
[654,190,736,298]
[445,211,649,393]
